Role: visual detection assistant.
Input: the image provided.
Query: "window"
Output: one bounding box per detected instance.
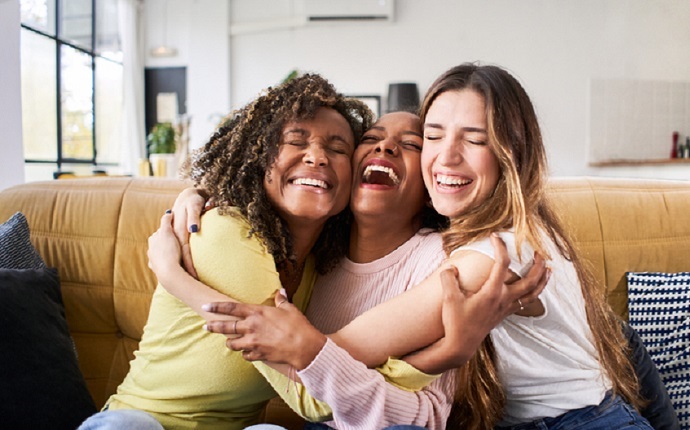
[20,0,123,179]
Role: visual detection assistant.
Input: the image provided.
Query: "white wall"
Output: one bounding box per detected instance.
[0,0,26,191]
[5,0,689,190]
[144,0,230,152]
[225,0,690,180]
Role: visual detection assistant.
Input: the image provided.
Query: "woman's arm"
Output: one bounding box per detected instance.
[403,235,549,374]
[170,186,210,278]
[294,340,456,429]
[327,235,545,367]
[148,211,240,322]
[211,293,456,428]
[205,235,547,370]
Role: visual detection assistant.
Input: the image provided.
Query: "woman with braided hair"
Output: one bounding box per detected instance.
[78,73,373,430]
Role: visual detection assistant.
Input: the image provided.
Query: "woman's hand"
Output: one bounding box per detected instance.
[171,187,210,278]
[147,212,185,286]
[202,292,327,370]
[404,234,550,373]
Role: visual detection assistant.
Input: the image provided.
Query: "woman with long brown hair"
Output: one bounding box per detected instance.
[411,62,651,429]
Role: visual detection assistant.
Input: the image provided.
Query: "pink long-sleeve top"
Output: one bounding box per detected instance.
[298,229,457,430]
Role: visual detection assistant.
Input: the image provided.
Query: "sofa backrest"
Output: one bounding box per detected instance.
[0,178,187,407]
[0,176,689,408]
[547,177,690,317]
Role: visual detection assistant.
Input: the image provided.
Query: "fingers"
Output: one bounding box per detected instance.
[159,211,174,231]
[439,265,464,298]
[181,244,198,279]
[522,260,551,304]
[205,196,218,211]
[172,207,189,245]
[490,233,510,272]
[226,338,263,362]
[186,196,203,234]
[201,301,255,318]
[482,233,511,299]
[274,288,286,306]
[204,319,242,336]
[510,253,549,302]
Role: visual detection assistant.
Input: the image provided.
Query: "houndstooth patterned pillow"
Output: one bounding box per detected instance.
[628,272,690,429]
[0,212,46,270]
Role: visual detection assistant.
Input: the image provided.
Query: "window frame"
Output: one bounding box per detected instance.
[21,0,122,171]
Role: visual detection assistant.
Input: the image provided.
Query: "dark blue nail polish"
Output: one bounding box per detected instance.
[165,209,172,214]
[190,224,198,233]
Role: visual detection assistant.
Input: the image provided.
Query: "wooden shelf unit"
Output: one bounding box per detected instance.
[589,158,690,167]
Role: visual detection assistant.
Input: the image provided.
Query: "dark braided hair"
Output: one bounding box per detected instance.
[185,73,374,274]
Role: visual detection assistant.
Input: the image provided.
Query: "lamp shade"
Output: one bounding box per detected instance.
[387,83,420,113]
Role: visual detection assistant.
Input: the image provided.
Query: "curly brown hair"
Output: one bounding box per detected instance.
[186,73,374,274]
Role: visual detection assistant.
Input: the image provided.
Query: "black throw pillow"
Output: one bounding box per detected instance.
[0,268,97,429]
[0,212,46,269]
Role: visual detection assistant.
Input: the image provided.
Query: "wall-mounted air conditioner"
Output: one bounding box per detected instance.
[304,0,395,22]
[229,0,395,36]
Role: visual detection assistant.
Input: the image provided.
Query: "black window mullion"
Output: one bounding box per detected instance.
[91,0,97,166]
[22,0,121,174]
[55,0,63,170]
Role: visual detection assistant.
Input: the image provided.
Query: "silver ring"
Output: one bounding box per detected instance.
[517,299,525,310]
[232,320,238,335]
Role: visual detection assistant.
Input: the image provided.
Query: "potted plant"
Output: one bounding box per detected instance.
[147,122,176,155]
[147,122,177,177]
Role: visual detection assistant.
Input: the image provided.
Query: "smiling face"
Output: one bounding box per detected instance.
[421,89,501,218]
[351,111,427,227]
[264,107,355,227]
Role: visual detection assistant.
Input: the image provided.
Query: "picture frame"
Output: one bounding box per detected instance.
[349,94,381,118]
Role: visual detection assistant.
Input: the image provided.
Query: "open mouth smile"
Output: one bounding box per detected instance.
[362,163,400,187]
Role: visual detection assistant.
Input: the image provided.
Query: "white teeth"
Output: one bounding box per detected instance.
[293,178,328,189]
[436,174,471,186]
[363,165,400,185]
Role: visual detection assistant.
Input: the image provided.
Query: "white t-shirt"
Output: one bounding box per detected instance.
[453,231,611,425]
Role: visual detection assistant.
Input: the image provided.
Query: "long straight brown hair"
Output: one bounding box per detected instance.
[420,63,643,429]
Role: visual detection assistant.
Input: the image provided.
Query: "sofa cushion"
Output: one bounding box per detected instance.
[0,212,46,269]
[0,267,97,429]
[627,271,690,428]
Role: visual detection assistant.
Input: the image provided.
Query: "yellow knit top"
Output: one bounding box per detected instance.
[107,208,315,430]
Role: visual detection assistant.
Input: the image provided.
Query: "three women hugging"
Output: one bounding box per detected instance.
[78,63,675,430]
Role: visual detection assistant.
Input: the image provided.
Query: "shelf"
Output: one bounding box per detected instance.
[589,158,690,167]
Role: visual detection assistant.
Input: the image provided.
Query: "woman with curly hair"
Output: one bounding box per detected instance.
[77,73,373,430]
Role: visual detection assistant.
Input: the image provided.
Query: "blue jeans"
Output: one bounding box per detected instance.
[496,392,653,430]
[245,425,289,430]
[304,423,426,430]
[77,409,164,430]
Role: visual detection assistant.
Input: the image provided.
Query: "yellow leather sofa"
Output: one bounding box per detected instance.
[0,176,689,427]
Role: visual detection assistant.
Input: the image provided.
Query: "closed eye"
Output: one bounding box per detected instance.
[286,140,306,147]
[360,135,379,144]
[402,141,422,151]
[329,141,353,155]
[467,139,487,146]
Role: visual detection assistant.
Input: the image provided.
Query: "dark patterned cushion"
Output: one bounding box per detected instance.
[0,212,46,269]
[0,268,96,429]
[628,272,690,429]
